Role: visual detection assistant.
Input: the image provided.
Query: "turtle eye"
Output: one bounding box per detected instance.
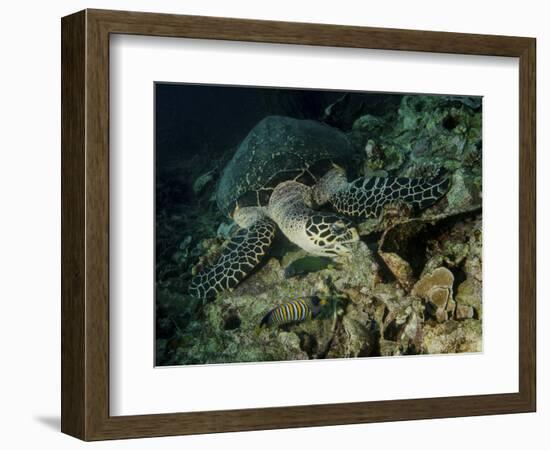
[330,220,347,235]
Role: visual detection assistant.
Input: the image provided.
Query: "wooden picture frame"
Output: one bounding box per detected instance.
[61,9,536,441]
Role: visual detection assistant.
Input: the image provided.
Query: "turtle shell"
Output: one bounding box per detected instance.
[216,116,354,217]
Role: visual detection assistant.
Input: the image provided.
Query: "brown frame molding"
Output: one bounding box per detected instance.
[61,9,536,441]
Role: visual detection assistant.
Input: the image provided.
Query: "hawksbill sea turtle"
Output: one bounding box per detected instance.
[189,116,450,299]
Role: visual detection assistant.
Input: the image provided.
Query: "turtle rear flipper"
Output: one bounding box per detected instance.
[188,218,276,299]
[329,172,450,219]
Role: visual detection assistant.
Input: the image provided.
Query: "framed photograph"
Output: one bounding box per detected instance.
[61,9,536,440]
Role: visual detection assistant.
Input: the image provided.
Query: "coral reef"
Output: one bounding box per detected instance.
[155,94,482,365]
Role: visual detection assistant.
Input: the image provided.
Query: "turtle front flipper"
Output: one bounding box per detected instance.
[188,218,276,299]
[313,166,450,219]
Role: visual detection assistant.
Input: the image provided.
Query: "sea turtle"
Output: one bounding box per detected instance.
[189,116,449,299]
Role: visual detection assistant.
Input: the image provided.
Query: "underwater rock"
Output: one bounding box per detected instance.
[422,319,482,354]
[332,241,380,293]
[463,221,483,283]
[422,214,482,274]
[443,170,477,212]
[455,277,482,320]
[379,339,402,357]
[341,286,373,307]
[341,316,372,357]
[371,282,406,307]
[216,221,238,240]
[412,267,455,322]
[276,332,308,359]
[378,251,414,290]
[446,95,482,110]
[399,304,424,352]
[352,115,386,135]
[378,295,424,353]
[192,170,215,194]
[455,303,474,320]
[233,257,286,297]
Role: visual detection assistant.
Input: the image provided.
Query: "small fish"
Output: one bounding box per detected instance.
[260,296,327,327]
[284,256,337,279]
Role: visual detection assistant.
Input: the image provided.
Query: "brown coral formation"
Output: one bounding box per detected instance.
[412,267,455,323]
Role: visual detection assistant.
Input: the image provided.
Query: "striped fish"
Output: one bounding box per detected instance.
[260,296,326,327]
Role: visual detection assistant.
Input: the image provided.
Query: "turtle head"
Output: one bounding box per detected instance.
[267,179,358,259]
[304,213,359,257]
